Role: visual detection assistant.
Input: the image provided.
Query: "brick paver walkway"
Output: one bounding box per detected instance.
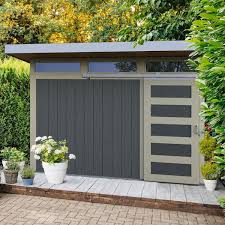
[0,194,223,225]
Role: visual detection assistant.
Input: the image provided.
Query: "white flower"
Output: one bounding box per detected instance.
[31,145,36,152]
[34,154,40,160]
[41,136,47,141]
[69,154,76,160]
[130,5,136,13]
[55,149,62,154]
[137,20,144,27]
[48,136,52,139]
[35,147,42,154]
[35,137,42,142]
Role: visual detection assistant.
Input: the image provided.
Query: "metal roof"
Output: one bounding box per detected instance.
[5,41,194,62]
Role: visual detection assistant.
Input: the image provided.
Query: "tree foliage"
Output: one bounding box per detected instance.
[74,0,197,43]
[189,0,225,143]
[75,0,133,42]
[118,0,196,44]
[0,0,91,57]
[0,0,200,51]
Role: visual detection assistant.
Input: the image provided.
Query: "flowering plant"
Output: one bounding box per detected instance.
[31,136,76,164]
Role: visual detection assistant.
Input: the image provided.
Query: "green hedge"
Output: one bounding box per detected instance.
[0,59,30,155]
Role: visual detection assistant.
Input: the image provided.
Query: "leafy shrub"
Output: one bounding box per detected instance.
[0,58,30,155]
[219,197,225,211]
[199,132,217,160]
[189,0,225,144]
[21,166,35,179]
[201,162,220,180]
[5,161,19,172]
[214,144,225,179]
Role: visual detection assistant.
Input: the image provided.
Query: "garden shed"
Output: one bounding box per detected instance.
[5,41,201,184]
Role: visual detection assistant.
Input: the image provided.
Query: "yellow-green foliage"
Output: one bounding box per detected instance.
[0,58,30,154]
[0,58,29,73]
[201,162,220,180]
[199,132,217,160]
[21,166,35,179]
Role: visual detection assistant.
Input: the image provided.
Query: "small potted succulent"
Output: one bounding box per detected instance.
[201,161,220,191]
[21,166,35,185]
[0,147,26,172]
[3,161,19,184]
[32,136,76,184]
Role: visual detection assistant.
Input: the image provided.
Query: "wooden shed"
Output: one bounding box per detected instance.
[5,41,202,184]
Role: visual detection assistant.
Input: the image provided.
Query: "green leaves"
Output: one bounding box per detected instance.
[189,0,225,181]
[0,59,29,154]
[106,0,196,43]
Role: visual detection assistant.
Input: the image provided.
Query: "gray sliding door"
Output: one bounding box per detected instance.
[36,79,140,179]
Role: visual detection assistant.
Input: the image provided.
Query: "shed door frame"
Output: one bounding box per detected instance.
[144,78,200,184]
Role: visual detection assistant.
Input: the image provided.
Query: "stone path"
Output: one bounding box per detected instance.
[0,194,224,225]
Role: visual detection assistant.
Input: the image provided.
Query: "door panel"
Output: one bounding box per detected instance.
[36,79,140,179]
[144,79,200,184]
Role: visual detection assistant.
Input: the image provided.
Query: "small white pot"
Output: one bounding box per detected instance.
[2,160,25,172]
[203,179,217,191]
[42,161,68,184]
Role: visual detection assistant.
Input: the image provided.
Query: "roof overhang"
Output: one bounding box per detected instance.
[5,41,194,62]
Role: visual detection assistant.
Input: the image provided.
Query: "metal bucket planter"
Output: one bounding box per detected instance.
[4,170,18,184]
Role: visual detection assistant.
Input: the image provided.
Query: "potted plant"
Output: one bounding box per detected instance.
[3,161,19,184]
[201,162,220,191]
[31,136,76,184]
[199,132,217,161]
[21,166,35,185]
[0,147,14,167]
[0,147,26,172]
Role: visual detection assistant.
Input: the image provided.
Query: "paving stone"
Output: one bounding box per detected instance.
[0,194,224,225]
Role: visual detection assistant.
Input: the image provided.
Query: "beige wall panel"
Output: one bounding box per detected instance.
[30,63,36,169]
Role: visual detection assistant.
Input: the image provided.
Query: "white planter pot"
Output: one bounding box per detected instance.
[42,161,68,184]
[203,179,217,191]
[2,160,25,172]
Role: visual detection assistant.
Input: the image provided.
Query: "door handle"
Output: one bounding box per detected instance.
[193,125,202,136]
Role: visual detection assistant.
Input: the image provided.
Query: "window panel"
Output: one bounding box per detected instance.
[146,60,191,72]
[151,124,192,137]
[151,162,191,176]
[151,143,192,157]
[88,62,137,73]
[151,85,192,98]
[151,105,191,118]
[35,62,80,72]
